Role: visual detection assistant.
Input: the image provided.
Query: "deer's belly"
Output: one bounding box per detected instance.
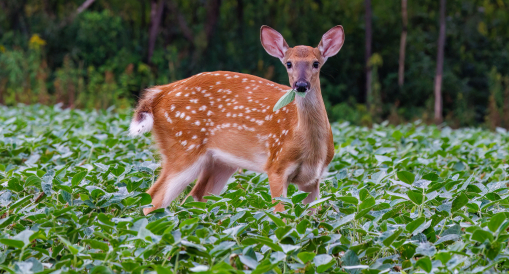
[208,148,267,173]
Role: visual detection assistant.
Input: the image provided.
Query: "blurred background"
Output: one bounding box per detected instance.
[0,0,508,128]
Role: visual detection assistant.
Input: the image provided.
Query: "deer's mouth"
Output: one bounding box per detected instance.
[293,80,310,93]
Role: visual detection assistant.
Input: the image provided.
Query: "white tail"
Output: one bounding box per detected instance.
[131,25,345,215]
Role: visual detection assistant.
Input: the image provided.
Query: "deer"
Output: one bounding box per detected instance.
[129,25,345,215]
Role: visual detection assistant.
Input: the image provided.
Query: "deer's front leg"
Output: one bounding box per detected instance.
[299,179,320,214]
[268,172,288,212]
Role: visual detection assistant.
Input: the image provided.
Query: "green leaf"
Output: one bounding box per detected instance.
[451,193,469,212]
[415,257,432,273]
[488,212,507,232]
[25,175,41,187]
[407,190,424,205]
[307,196,331,208]
[7,178,23,192]
[399,244,416,260]
[291,191,309,204]
[71,171,87,186]
[471,229,494,243]
[342,250,359,273]
[332,213,356,229]
[241,236,283,252]
[0,239,24,249]
[406,217,425,232]
[412,220,432,235]
[85,239,109,252]
[392,130,403,140]
[12,230,34,247]
[422,173,439,181]
[397,171,415,184]
[265,212,285,227]
[297,219,310,234]
[239,255,258,269]
[273,89,295,111]
[90,266,113,274]
[486,241,502,260]
[337,196,359,205]
[179,217,199,229]
[435,252,452,264]
[297,252,316,263]
[382,228,403,247]
[358,196,375,210]
[295,90,307,98]
[280,243,300,254]
[314,254,334,272]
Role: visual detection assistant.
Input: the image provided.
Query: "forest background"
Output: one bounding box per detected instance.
[1,0,508,128]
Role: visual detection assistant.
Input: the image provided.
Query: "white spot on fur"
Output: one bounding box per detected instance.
[164,112,173,124]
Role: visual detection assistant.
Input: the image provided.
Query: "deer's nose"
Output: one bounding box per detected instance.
[294,81,310,93]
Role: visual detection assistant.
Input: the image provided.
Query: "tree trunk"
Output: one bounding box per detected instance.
[398,0,408,87]
[365,0,372,107]
[205,0,221,42]
[147,0,165,64]
[59,0,96,28]
[434,0,446,124]
[166,0,194,43]
[76,0,96,14]
[236,0,244,38]
[140,0,147,50]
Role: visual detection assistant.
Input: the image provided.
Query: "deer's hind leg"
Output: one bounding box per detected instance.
[189,160,237,201]
[143,153,207,215]
[298,179,321,214]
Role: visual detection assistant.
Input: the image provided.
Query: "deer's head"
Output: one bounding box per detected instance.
[260,25,345,93]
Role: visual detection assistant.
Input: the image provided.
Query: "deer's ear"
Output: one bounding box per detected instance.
[318,25,345,61]
[260,26,289,61]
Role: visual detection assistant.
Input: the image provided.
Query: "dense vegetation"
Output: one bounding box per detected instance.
[1,104,509,273]
[1,0,509,127]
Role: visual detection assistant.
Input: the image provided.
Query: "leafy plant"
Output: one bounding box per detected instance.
[0,105,509,273]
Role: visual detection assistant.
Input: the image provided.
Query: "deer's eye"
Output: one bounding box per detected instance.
[286,62,292,69]
[313,61,319,68]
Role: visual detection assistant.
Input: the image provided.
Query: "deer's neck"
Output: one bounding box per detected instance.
[294,85,330,160]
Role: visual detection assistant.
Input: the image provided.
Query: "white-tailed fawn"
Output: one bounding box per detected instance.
[129,25,345,215]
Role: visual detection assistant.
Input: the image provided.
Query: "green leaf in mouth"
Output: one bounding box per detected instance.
[295,90,307,98]
[273,89,307,111]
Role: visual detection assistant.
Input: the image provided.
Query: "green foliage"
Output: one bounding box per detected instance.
[1,0,509,126]
[1,105,509,272]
